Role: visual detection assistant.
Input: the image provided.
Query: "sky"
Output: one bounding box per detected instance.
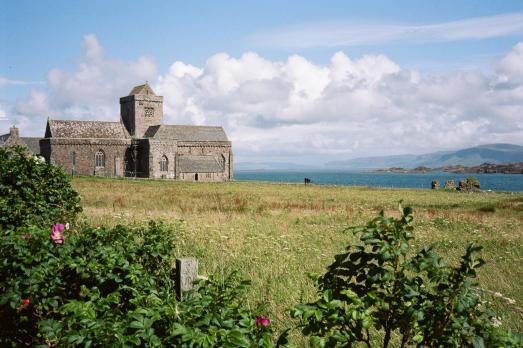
[1,0,523,165]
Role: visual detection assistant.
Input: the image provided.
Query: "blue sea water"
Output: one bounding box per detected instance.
[235,171,523,192]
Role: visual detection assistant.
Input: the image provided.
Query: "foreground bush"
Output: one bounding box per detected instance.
[0,221,273,347]
[0,146,81,230]
[291,204,521,347]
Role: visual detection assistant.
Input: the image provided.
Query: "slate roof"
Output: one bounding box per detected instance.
[129,83,156,96]
[177,155,225,173]
[0,133,9,147]
[47,119,130,139]
[0,133,42,154]
[20,137,42,154]
[144,125,229,142]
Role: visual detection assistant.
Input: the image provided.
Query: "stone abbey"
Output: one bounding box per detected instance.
[0,84,233,182]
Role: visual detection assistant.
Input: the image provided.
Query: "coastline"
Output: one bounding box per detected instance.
[234,170,523,192]
[373,162,523,174]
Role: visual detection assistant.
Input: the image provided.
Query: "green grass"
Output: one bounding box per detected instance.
[72,176,523,339]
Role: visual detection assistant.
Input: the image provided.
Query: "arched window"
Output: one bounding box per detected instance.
[71,152,76,166]
[160,155,168,172]
[95,150,105,168]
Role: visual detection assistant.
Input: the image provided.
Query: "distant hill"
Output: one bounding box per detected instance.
[326,144,523,169]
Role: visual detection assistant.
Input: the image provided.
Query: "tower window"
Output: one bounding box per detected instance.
[144,107,154,118]
[160,155,168,172]
[95,150,105,168]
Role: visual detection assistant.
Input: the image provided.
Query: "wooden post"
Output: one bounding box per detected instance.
[176,257,198,300]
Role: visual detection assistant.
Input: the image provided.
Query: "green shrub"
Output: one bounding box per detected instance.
[0,146,82,230]
[171,273,275,347]
[0,147,276,346]
[291,204,521,347]
[0,221,274,347]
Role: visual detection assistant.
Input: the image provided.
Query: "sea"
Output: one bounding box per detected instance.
[235,171,523,192]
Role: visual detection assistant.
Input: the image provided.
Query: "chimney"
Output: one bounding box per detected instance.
[10,126,19,138]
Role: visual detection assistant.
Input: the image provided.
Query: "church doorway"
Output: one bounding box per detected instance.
[195,173,199,181]
[124,148,134,177]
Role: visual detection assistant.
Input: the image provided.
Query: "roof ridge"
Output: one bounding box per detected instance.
[50,119,122,124]
[165,124,224,128]
[129,83,156,96]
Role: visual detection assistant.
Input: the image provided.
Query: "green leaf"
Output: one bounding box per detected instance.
[472,336,485,348]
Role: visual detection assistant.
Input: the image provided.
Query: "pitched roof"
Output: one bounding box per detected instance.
[20,137,42,154]
[144,125,229,142]
[129,83,156,96]
[177,155,226,173]
[0,132,36,150]
[0,133,9,147]
[46,119,130,139]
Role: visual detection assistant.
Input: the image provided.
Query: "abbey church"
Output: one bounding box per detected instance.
[0,84,233,182]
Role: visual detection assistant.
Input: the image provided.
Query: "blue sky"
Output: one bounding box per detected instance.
[1,1,523,164]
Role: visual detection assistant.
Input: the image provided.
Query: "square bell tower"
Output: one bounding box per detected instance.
[120,83,163,138]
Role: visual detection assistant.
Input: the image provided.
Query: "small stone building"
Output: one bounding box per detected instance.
[1,84,233,182]
[0,126,42,155]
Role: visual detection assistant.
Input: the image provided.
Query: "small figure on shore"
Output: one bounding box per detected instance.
[431,180,440,189]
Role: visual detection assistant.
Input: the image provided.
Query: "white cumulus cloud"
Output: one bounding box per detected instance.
[6,36,523,164]
[15,34,157,126]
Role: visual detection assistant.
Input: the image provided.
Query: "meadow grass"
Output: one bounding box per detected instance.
[72,176,523,340]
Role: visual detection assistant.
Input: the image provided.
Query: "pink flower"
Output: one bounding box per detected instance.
[51,223,66,244]
[52,223,65,234]
[255,316,270,327]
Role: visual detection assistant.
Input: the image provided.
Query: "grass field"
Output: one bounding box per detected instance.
[72,176,523,339]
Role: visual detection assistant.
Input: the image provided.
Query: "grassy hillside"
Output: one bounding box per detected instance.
[72,177,523,337]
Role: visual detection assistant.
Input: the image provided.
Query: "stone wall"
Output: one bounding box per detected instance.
[176,142,232,182]
[19,135,232,182]
[48,139,130,177]
[147,139,178,179]
[177,172,226,182]
[120,94,163,138]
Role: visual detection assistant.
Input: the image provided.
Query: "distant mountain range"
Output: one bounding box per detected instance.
[325,144,523,169]
[235,144,523,171]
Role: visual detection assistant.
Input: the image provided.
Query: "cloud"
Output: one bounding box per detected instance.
[0,77,44,87]
[496,42,523,84]
[0,104,8,121]
[16,34,157,123]
[254,13,523,48]
[7,36,523,164]
[155,43,523,163]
